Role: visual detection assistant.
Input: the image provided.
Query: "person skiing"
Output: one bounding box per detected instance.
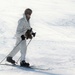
[6,8,36,67]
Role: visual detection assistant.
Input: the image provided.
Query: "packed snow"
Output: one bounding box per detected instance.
[0,0,75,75]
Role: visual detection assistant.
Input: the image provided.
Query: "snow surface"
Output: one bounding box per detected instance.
[0,0,75,75]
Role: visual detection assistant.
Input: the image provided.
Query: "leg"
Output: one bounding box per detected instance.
[7,38,21,64]
[8,38,21,57]
[20,39,27,61]
[20,40,30,67]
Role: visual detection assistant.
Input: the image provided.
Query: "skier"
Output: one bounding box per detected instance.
[6,8,36,67]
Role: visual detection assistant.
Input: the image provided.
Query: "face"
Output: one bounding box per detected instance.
[25,13,31,21]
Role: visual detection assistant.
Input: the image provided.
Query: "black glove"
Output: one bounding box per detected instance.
[32,32,36,37]
[25,29,32,39]
[21,35,25,40]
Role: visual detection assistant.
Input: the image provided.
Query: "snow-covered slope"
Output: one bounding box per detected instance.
[0,0,75,75]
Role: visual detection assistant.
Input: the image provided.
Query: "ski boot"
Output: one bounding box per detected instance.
[20,60,30,67]
[6,57,15,65]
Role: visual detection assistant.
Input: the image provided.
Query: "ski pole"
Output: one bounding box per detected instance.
[0,40,22,64]
[16,39,32,63]
[27,39,32,46]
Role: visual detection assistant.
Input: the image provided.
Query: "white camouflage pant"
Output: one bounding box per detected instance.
[8,37,27,61]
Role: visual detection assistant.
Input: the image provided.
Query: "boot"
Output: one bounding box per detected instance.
[6,57,15,64]
[20,60,30,67]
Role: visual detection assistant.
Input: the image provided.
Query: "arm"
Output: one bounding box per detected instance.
[16,19,26,38]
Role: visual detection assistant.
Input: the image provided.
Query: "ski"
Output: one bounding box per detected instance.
[0,63,50,71]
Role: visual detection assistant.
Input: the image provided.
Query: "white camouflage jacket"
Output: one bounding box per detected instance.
[16,15,31,38]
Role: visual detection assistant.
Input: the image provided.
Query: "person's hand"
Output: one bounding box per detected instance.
[32,32,36,37]
[21,35,25,40]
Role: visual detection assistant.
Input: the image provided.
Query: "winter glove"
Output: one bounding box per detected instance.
[32,32,36,37]
[25,29,32,39]
[21,35,25,40]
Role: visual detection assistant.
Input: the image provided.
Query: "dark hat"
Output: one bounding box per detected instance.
[25,8,32,15]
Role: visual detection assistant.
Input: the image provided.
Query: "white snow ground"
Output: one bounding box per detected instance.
[0,0,75,75]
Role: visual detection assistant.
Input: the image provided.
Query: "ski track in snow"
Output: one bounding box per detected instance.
[0,0,75,75]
